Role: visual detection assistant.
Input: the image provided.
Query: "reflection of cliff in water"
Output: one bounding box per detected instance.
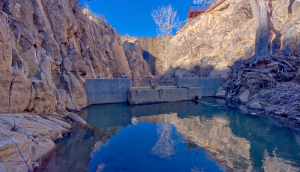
[78,99,300,172]
[133,113,252,171]
[262,149,299,172]
[37,124,111,172]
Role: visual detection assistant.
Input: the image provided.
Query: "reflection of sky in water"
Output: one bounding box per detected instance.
[89,121,225,172]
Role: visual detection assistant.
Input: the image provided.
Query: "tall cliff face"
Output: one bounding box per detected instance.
[0,0,132,114]
[164,0,300,80]
[121,36,173,75]
[123,40,153,83]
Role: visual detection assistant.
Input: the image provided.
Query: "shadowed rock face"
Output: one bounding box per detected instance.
[121,36,173,75]
[123,40,153,83]
[0,0,132,114]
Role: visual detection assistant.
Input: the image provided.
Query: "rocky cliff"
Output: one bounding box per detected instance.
[123,40,153,83]
[159,0,300,82]
[121,36,172,75]
[0,0,132,114]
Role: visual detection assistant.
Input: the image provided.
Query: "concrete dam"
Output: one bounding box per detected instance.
[84,78,225,105]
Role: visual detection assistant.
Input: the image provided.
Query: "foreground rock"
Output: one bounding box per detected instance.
[0,113,71,172]
[67,112,87,125]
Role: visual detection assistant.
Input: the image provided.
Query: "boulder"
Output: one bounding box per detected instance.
[248,102,263,110]
[67,112,87,125]
[215,90,227,98]
[175,69,188,78]
[239,90,250,103]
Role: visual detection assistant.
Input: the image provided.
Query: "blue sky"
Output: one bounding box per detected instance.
[81,0,193,37]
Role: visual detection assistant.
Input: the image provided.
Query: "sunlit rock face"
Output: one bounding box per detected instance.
[161,0,300,80]
[0,0,131,113]
[0,113,71,172]
[133,113,252,171]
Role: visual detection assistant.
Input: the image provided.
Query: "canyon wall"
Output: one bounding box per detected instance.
[0,0,132,114]
[121,36,172,75]
[161,0,300,81]
[123,40,153,83]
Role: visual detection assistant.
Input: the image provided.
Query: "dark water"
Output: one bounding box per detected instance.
[39,98,300,172]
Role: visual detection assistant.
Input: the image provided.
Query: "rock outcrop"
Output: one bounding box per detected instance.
[0,113,71,171]
[121,36,173,75]
[158,0,300,82]
[0,0,132,114]
[123,40,153,83]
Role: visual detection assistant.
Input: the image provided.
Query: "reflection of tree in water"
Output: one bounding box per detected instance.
[151,114,176,159]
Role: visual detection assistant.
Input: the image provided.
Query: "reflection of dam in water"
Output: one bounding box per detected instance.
[46,98,300,172]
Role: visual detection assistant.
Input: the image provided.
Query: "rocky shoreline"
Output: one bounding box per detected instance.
[0,113,74,172]
[215,55,300,123]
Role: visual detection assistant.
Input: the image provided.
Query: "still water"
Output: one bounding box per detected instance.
[39,98,300,172]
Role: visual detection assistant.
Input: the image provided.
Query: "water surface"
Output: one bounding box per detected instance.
[39,98,300,172]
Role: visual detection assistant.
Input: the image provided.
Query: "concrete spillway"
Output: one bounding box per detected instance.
[128,87,201,105]
[85,78,224,105]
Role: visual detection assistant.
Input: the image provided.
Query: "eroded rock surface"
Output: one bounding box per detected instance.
[123,40,152,83]
[0,113,71,172]
[158,0,300,82]
[0,0,132,114]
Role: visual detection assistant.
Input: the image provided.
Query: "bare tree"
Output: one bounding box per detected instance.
[151,4,180,71]
[250,0,269,57]
[151,4,180,36]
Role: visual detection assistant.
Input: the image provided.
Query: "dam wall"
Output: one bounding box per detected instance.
[177,78,225,97]
[128,87,201,105]
[85,78,223,105]
[85,79,132,104]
